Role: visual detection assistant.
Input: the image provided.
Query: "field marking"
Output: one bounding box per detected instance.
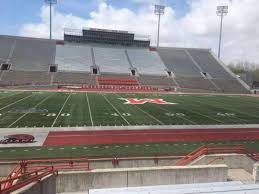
[157,106,197,125]
[193,98,249,123]
[115,93,164,125]
[0,92,21,101]
[0,94,34,111]
[8,94,53,128]
[206,98,259,121]
[85,93,94,126]
[172,98,224,124]
[51,94,71,127]
[101,93,130,125]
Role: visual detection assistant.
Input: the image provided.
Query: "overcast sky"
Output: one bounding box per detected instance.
[1,0,259,64]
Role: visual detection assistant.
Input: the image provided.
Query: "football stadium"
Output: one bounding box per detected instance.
[1,1,259,194]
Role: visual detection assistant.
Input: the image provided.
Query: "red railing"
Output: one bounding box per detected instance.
[97,77,139,86]
[0,167,57,194]
[175,145,246,166]
[0,158,90,194]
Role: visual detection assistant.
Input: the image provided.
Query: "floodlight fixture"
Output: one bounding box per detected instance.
[154,5,165,48]
[44,0,57,40]
[217,5,228,58]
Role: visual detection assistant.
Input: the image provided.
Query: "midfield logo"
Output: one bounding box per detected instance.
[119,98,177,105]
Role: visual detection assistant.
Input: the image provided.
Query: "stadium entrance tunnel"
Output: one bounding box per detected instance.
[1,63,11,71]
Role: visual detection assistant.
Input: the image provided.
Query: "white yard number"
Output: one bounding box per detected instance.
[46,113,70,117]
[217,113,235,117]
[46,113,56,117]
[61,113,70,117]
[166,113,185,117]
[111,113,131,117]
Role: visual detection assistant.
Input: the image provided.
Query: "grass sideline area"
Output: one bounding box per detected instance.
[0,91,259,127]
[0,141,259,160]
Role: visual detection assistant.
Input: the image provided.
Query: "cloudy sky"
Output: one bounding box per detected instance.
[1,0,258,64]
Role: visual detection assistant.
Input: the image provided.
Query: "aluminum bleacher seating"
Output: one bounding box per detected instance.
[137,75,176,88]
[7,37,55,71]
[52,72,96,85]
[175,77,218,91]
[55,44,93,72]
[0,71,51,86]
[213,79,249,93]
[0,36,15,64]
[157,48,202,77]
[127,48,167,75]
[186,49,233,79]
[93,46,131,74]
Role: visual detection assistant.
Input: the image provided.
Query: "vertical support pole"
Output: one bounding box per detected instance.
[157,14,161,48]
[218,13,223,59]
[50,2,52,40]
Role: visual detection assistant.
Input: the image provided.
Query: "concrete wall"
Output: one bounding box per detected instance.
[253,162,259,184]
[190,154,255,173]
[90,158,179,169]
[0,162,17,177]
[14,174,56,194]
[56,164,228,193]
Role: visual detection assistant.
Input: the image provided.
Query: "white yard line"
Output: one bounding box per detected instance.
[0,94,34,111]
[101,93,130,125]
[174,98,224,124]
[192,98,249,123]
[51,94,71,127]
[85,93,94,126]
[8,94,53,128]
[115,93,164,125]
[134,105,164,125]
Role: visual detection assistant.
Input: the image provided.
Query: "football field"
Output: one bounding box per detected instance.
[0,90,259,128]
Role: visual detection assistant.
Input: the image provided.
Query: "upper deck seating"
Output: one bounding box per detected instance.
[186,49,233,79]
[55,44,93,72]
[127,48,167,75]
[93,47,131,74]
[9,37,56,71]
[157,48,202,77]
[0,36,16,64]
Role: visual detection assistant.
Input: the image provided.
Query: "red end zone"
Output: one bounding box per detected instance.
[43,128,259,146]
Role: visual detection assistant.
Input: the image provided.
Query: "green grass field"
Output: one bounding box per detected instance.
[1,141,259,160]
[0,91,259,128]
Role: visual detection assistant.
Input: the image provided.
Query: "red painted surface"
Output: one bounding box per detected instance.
[43,128,259,146]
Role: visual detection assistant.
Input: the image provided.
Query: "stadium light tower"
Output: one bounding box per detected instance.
[154,5,165,48]
[44,0,57,40]
[216,5,228,59]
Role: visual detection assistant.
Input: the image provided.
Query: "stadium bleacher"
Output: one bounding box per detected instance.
[93,46,131,74]
[55,44,93,72]
[0,36,16,64]
[137,75,176,88]
[157,48,202,77]
[52,72,96,85]
[4,36,56,72]
[175,77,219,91]
[0,33,250,93]
[186,49,233,79]
[0,71,51,86]
[127,48,167,75]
